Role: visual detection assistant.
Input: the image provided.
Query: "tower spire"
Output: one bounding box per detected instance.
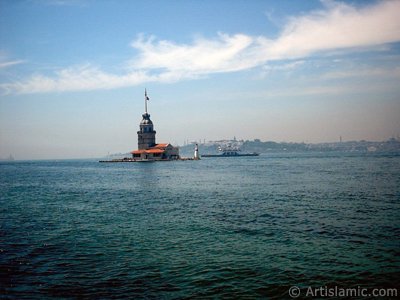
[144,88,150,113]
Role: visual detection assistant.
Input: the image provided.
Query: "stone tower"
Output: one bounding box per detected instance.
[137,90,156,150]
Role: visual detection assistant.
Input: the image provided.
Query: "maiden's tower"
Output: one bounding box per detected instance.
[130,90,180,161]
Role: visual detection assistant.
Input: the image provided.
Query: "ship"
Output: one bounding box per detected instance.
[202,146,259,157]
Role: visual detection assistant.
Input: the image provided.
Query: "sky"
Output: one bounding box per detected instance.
[0,0,400,159]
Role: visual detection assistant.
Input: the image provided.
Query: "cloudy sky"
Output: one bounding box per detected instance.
[1,0,400,159]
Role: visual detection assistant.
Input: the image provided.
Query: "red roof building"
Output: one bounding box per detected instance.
[131,143,179,160]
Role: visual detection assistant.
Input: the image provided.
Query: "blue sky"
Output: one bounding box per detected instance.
[1,0,400,159]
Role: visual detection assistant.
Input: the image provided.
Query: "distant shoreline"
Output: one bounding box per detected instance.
[178,138,400,157]
[3,138,399,162]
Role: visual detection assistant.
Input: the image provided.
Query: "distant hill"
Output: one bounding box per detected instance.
[178,138,400,157]
[103,138,400,159]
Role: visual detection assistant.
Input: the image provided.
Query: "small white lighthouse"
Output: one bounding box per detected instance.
[194,143,200,160]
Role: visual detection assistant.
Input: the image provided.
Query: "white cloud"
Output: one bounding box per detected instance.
[1,64,151,94]
[2,0,400,94]
[266,0,400,59]
[131,33,255,74]
[131,0,400,73]
[263,60,305,72]
[255,60,305,80]
[322,66,400,80]
[0,60,25,69]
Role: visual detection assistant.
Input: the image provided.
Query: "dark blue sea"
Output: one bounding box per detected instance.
[1,152,399,299]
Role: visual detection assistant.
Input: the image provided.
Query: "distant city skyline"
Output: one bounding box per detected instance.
[1,0,400,159]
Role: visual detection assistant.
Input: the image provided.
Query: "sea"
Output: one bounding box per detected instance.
[1,152,399,299]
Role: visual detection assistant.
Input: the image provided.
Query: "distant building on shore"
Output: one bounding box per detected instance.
[130,90,179,161]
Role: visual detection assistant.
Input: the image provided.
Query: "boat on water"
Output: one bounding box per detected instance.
[202,146,259,157]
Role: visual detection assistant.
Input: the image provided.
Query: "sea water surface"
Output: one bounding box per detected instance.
[1,152,399,299]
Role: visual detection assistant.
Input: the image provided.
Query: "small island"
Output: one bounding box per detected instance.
[100,90,180,162]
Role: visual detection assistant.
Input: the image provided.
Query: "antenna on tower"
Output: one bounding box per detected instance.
[144,88,150,113]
